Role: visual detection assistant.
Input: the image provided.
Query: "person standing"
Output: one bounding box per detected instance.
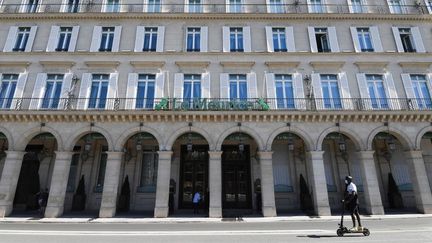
[192,190,201,214]
[343,176,362,231]
[36,188,49,217]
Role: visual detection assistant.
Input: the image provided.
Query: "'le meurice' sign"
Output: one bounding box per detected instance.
[155,98,270,111]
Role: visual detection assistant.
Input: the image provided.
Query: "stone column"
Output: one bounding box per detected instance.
[404,150,432,214]
[45,151,74,218]
[307,151,331,216]
[356,151,384,215]
[208,151,223,218]
[154,151,173,218]
[257,151,277,217]
[99,151,123,218]
[0,151,25,217]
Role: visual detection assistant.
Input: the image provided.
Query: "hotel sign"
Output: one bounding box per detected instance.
[155,98,270,111]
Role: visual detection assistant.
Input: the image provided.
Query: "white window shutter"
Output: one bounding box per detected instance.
[311,73,324,110]
[135,26,145,52]
[25,26,38,52]
[243,26,251,52]
[401,74,415,99]
[265,73,276,109]
[265,0,271,13]
[201,72,211,99]
[411,27,425,53]
[347,0,353,13]
[392,27,404,52]
[293,73,305,110]
[173,73,184,99]
[356,73,369,99]
[111,26,122,52]
[46,26,60,52]
[77,73,92,110]
[156,26,165,52]
[107,73,119,100]
[69,26,80,52]
[11,73,28,109]
[384,72,400,109]
[328,27,340,53]
[265,26,274,52]
[285,27,295,52]
[60,73,73,100]
[155,72,165,98]
[222,27,230,52]
[220,73,229,99]
[184,0,189,13]
[350,27,361,53]
[426,0,432,13]
[200,26,208,53]
[90,26,102,52]
[370,26,383,52]
[307,0,313,12]
[308,27,317,53]
[30,73,47,110]
[126,73,138,109]
[338,72,353,110]
[247,72,258,98]
[3,26,18,52]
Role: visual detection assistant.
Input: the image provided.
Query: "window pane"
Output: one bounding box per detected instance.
[146,82,155,108]
[275,81,284,108]
[136,82,146,109]
[230,82,237,99]
[239,82,247,100]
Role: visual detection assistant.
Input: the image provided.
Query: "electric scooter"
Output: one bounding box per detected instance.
[337,201,370,237]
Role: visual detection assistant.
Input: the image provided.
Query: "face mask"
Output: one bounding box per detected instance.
[345,180,348,184]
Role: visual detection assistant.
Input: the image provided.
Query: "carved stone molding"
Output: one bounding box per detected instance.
[355,62,389,72]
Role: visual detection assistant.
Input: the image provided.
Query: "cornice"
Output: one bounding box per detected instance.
[40,61,75,68]
[220,61,255,68]
[310,61,345,70]
[355,61,389,72]
[265,61,300,69]
[0,61,31,68]
[398,62,432,69]
[84,61,120,68]
[175,61,210,69]
[130,61,165,69]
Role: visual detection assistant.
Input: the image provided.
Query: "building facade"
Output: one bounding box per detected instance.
[0,0,431,218]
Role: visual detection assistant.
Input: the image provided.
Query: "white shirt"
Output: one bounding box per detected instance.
[347,182,357,194]
[193,192,201,203]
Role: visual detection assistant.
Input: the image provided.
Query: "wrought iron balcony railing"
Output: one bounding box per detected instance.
[0,3,430,15]
[0,98,431,112]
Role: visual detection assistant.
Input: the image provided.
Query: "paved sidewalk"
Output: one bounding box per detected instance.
[0,214,431,224]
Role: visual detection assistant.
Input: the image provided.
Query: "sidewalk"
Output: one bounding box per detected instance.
[1,214,431,224]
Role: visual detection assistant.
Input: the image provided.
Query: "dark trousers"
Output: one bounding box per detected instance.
[193,202,199,214]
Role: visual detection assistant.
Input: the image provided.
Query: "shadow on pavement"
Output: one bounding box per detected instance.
[297,235,365,238]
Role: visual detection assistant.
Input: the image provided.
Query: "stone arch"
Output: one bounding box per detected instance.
[65,125,114,151]
[0,126,14,150]
[265,125,314,151]
[316,126,364,151]
[164,125,215,151]
[215,125,265,151]
[114,126,163,151]
[15,125,63,151]
[367,126,413,151]
[415,125,432,150]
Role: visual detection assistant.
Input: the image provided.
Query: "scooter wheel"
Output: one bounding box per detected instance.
[337,229,344,237]
[363,229,370,236]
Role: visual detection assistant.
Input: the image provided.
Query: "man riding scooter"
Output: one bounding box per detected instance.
[342,176,362,231]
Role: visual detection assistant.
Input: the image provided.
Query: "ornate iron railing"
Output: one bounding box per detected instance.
[0,97,431,111]
[0,3,430,15]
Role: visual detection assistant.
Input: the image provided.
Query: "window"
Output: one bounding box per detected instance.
[229,0,242,13]
[230,27,244,52]
[186,28,200,52]
[366,74,388,109]
[147,0,161,12]
[388,0,403,14]
[24,0,39,13]
[13,27,31,52]
[350,0,364,13]
[66,154,80,192]
[139,150,158,192]
[229,74,247,100]
[268,0,284,13]
[66,0,80,12]
[105,0,120,12]
[188,0,202,13]
[275,74,294,109]
[41,74,63,109]
[0,74,18,109]
[88,74,109,109]
[272,28,287,52]
[96,152,108,191]
[56,27,73,51]
[309,0,324,13]
[411,74,432,109]
[143,27,158,52]
[99,27,115,51]
[357,28,373,52]
[321,74,341,109]
[315,28,330,52]
[136,74,155,109]
[183,74,201,108]
[399,28,415,52]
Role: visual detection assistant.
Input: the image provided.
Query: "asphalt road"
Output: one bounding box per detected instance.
[0,217,431,243]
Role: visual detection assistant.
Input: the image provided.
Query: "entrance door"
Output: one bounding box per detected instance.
[222,145,252,209]
[14,151,41,211]
[179,145,209,209]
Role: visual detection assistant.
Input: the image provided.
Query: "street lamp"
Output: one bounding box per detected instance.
[135,122,144,151]
[238,122,244,153]
[287,123,294,151]
[187,122,193,152]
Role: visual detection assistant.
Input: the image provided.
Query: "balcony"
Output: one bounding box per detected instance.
[1,97,431,112]
[0,3,430,15]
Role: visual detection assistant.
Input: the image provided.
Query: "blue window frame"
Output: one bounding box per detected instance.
[67,0,80,13]
[105,0,120,12]
[351,0,364,13]
[275,74,294,109]
[357,27,373,52]
[25,0,39,13]
[183,74,201,108]
[229,0,242,12]
[147,0,161,12]
[188,0,202,12]
[136,74,156,109]
[310,0,324,13]
[88,74,109,109]
[0,74,18,109]
[13,27,31,52]
[366,74,388,109]
[268,0,284,13]
[186,27,200,52]
[230,27,244,52]
[56,27,73,51]
[321,74,342,109]
[272,28,287,52]
[411,74,432,109]
[41,74,63,109]
[99,27,115,52]
[229,74,247,100]
[143,27,158,52]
